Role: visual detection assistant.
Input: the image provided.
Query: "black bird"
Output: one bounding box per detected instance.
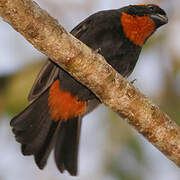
[11,4,168,176]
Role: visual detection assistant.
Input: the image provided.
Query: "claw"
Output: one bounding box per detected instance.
[130,78,137,84]
[95,48,101,53]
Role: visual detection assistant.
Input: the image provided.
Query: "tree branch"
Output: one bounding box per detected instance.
[1,0,180,167]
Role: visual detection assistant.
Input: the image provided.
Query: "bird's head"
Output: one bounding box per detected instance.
[120,4,168,46]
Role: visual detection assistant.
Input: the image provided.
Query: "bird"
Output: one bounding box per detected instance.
[10,4,168,176]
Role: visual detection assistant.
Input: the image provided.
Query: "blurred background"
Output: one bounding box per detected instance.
[0,0,180,179]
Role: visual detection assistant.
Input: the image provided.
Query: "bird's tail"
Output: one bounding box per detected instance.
[10,89,81,176]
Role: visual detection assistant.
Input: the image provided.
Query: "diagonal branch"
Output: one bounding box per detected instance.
[1,0,180,167]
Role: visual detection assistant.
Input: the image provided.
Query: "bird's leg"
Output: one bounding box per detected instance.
[95,48,101,54]
[130,78,137,84]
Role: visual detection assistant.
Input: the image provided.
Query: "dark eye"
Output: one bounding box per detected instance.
[148,5,156,12]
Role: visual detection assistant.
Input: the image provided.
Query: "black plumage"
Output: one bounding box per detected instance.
[11,4,168,176]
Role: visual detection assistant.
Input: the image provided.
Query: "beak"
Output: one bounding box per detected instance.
[150,14,168,25]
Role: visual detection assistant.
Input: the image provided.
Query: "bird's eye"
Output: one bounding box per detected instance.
[148,5,156,12]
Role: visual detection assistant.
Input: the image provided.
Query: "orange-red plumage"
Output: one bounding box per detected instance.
[48,80,86,121]
[121,12,155,46]
[10,4,168,176]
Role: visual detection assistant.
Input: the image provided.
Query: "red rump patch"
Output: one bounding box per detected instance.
[121,12,155,46]
[48,80,86,121]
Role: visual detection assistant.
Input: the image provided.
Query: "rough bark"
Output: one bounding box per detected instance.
[1,0,180,167]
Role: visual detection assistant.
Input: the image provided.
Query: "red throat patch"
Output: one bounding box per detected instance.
[121,12,155,46]
[48,80,86,121]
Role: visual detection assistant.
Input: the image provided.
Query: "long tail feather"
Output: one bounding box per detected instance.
[55,117,82,176]
[10,89,60,169]
[34,121,61,169]
[11,89,82,174]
